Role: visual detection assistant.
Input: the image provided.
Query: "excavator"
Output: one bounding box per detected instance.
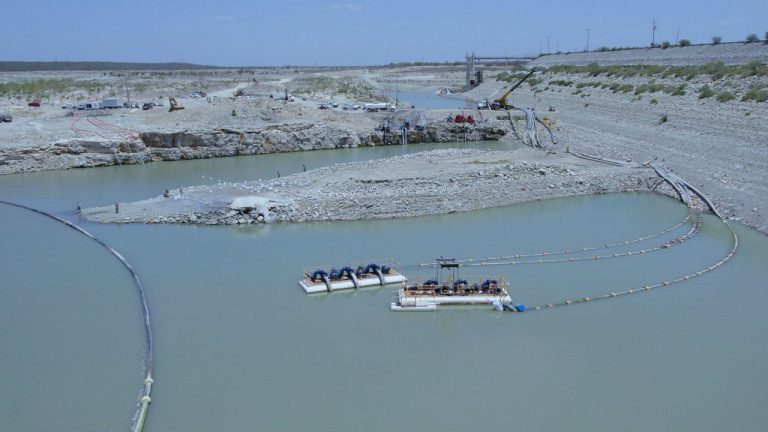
[478,67,536,110]
[168,97,185,112]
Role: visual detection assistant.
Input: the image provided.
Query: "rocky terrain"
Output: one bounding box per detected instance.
[83,148,653,224]
[3,44,767,233]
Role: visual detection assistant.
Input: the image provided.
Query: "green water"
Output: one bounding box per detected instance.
[1,142,767,431]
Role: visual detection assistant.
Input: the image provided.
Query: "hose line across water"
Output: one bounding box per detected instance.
[0,200,154,432]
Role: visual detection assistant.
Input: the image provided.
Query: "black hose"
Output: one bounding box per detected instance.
[0,200,154,429]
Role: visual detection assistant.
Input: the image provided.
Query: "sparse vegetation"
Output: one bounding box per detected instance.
[0,78,105,98]
[661,41,671,49]
[712,36,722,44]
[496,72,529,83]
[670,84,686,96]
[527,78,543,87]
[742,84,768,102]
[699,85,715,99]
[549,79,573,87]
[545,61,767,80]
[679,39,692,47]
[659,114,668,123]
[607,83,634,93]
[650,98,658,105]
[575,81,602,89]
[716,91,736,102]
[746,33,759,43]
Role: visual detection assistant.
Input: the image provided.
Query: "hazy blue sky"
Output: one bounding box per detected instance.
[2,0,765,65]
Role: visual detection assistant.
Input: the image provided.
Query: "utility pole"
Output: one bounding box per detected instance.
[675,27,679,44]
[585,28,590,52]
[547,36,551,53]
[652,18,657,47]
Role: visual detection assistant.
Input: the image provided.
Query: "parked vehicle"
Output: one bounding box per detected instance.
[0,114,12,122]
[102,97,122,109]
[364,102,395,112]
[62,103,77,110]
[28,100,41,108]
[142,103,154,110]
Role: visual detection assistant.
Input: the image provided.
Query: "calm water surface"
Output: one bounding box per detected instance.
[2,143,767,432]
[386,91,476,110]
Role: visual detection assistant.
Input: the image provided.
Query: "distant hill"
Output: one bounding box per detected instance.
[0,61,226,72]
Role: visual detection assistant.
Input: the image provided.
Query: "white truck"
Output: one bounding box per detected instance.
[364,102,395,112]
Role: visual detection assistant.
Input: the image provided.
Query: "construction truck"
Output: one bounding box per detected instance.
[168,97,184,112]
[478,68,536,110]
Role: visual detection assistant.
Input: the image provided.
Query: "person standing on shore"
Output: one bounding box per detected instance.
[76,201,81,214]
[114,202,119,213]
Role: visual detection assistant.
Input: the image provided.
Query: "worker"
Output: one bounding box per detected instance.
[179,186,183,195]
[302,164,306,172]
[277,171,281,178]
[76,201,81,214]
[114,202,119,214]
[163,189,170,198]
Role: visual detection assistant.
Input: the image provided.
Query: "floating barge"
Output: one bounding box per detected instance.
[391,258,511,311]
[300,260,406,294]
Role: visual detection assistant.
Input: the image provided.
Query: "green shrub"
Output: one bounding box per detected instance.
[698,85,715,99]
[661,41,671,49]
[231,109,237,117]
[670,85,686,96]
[679,39,692,47]
[716,91,735,102]
[742,60,768,76]
[650,98,658,105]
[712,36,722,44]
[635,82,664,94]
[742,84,768,102]
[549,79,573,87]
[659,114,668,123]
[746,33,759,43]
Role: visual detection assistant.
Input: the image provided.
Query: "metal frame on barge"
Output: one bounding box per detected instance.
[299,259,406,294]
[391,258,511,311]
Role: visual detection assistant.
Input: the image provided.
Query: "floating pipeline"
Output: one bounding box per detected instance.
[0,200,154,432]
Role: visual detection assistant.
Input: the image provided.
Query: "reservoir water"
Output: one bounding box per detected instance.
[386,91,476,110]
[2,142,767,431]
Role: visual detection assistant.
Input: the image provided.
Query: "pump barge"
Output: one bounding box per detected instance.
[391,258,511,311]
[300,260,406,294]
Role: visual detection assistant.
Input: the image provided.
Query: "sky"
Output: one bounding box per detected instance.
[2,0,766,66]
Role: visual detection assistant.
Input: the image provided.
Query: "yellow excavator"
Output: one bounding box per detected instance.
[168,97,185,112]
[482,68,536,110]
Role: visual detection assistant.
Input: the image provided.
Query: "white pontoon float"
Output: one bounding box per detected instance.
[299,260,406,294]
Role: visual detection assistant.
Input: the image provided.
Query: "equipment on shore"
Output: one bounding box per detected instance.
[479,68,536,110]
[168,97,184,112]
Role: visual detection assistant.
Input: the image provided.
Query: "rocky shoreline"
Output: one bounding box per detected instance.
[83,148,655,225]
[0,121,506,175]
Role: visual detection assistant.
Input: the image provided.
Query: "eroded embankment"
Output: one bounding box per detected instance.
[84,148,654,225]
[0,121,506,175]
